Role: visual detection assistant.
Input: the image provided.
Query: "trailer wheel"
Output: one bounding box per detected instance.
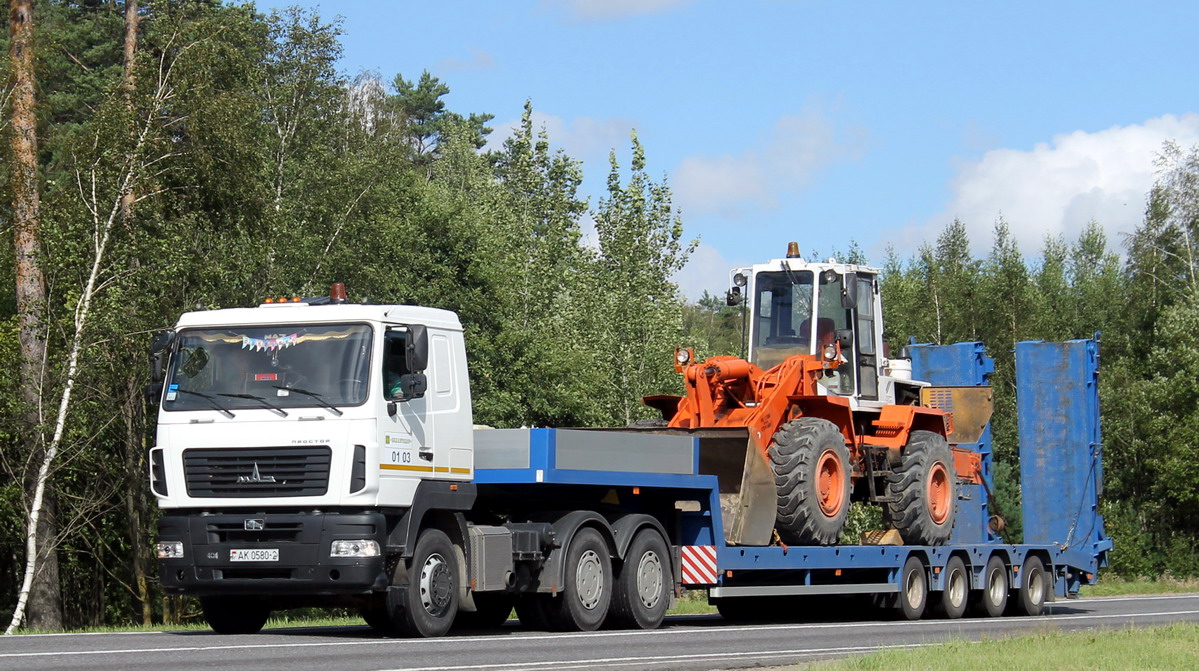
[200,596,270,635]
[971,555,1009,617]
[545,527,612,631]
[897,555,928,620]
[770,417,851,546]
[389,528,459,637]
[1010,556,1047,616]
[610,529,671,629]
[884,430,955,545]
[931,556,969,619]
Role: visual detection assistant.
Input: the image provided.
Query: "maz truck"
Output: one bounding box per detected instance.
[149,275,1110,637]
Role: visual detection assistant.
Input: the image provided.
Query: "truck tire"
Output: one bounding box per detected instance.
[897,555,928,620]
[971,555,1009,617]
[609,529,671,630]
[931,556,969,619]
[200,596,270,635]
[392,528,459,637]
[1010,556,1047,616]
[545,527,612,631]
[884,430,955,545]
[769,417,851,546]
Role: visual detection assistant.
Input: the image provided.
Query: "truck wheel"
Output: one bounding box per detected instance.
[769,418,851,546]
[609,529,671,629]
[971,555,1009,617]
[545,527,612,631]
[392,528,459,637]
[455,593,514,630]
[200,596,270,635]
[884,430,955,545]
[931,556,969,619]
[897,555,928,620]
[1010,556,1047,616]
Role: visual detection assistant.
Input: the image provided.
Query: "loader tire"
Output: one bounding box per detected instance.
[769,417,851,546]
[884,431,955,546]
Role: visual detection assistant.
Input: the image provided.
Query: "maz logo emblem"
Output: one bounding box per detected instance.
[244,519,265,531]
[236,462,277,484]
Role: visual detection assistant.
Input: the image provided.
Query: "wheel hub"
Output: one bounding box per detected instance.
[925,462,951,525]
[816,448,847,518]
[576,549,605,610]
[419,552,453,616]
[635,551,663,609]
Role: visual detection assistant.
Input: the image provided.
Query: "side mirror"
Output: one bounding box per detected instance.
[144,382,164,406]
[835,328,854,351]
[148,330,176,384]
[405,324,428,372]
[397,373,427,401]
[840,272,858,309]
[725,287,742,306]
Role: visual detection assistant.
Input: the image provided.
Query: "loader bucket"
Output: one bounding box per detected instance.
[693,428,776,546]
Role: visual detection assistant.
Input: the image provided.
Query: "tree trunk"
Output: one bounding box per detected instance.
[120,0,138,221]
[7,0,63,633]
[122,377,153,626]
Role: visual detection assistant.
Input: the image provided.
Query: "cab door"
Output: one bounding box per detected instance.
[376,326,433,501]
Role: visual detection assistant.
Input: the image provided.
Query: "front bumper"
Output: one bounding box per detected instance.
[157,511,390,596]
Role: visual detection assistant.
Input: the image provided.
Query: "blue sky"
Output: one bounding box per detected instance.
[262,0,1199,300]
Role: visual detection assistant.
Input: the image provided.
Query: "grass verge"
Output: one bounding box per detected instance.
[810,622,1199,670]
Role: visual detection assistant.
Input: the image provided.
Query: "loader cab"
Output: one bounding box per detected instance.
[738,253,884,404]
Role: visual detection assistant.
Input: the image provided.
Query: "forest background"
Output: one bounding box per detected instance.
[2,0,1197,631]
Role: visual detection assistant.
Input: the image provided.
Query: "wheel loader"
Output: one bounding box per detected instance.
[641,243,991,547]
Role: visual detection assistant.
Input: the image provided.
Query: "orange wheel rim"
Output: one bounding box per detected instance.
[816,449,847,518]
[926,462,951,525]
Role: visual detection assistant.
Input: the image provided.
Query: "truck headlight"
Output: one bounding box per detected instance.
[331,540,380,558]
[156,541,185,559]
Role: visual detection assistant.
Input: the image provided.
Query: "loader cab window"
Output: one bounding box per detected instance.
[816,272,855,396]
[752,270,814,369]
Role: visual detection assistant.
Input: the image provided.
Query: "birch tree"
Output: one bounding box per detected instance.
[5,17,217,635]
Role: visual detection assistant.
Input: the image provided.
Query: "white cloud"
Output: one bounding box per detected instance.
[435,49,496,72]
[542,0,692,21]
[486,110,637,165]
[925,113,1199,256]
[672,242,733,303]
[673,106,868,218]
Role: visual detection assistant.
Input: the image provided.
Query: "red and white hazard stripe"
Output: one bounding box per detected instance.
[680,545,718,585]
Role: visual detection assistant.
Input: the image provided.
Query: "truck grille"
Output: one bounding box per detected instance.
[183,447,331,498]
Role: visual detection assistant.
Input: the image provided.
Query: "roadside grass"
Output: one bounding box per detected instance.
[1080,576,1199,597]
[11,578,1195,634]
[808,622,1199,670]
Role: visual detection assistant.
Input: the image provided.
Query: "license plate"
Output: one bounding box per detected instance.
[230,548,279,562]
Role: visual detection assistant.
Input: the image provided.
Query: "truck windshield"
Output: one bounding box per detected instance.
[752,270,815,369]
[162,324,373,412]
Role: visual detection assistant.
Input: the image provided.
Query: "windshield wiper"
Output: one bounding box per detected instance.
[219,392,289,417]
[173,389,236,419]
[272,385,343,416]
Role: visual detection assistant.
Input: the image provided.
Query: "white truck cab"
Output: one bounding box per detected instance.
[152,299,473,512]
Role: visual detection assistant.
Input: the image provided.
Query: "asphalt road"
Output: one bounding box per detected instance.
[2,594,1197,671]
